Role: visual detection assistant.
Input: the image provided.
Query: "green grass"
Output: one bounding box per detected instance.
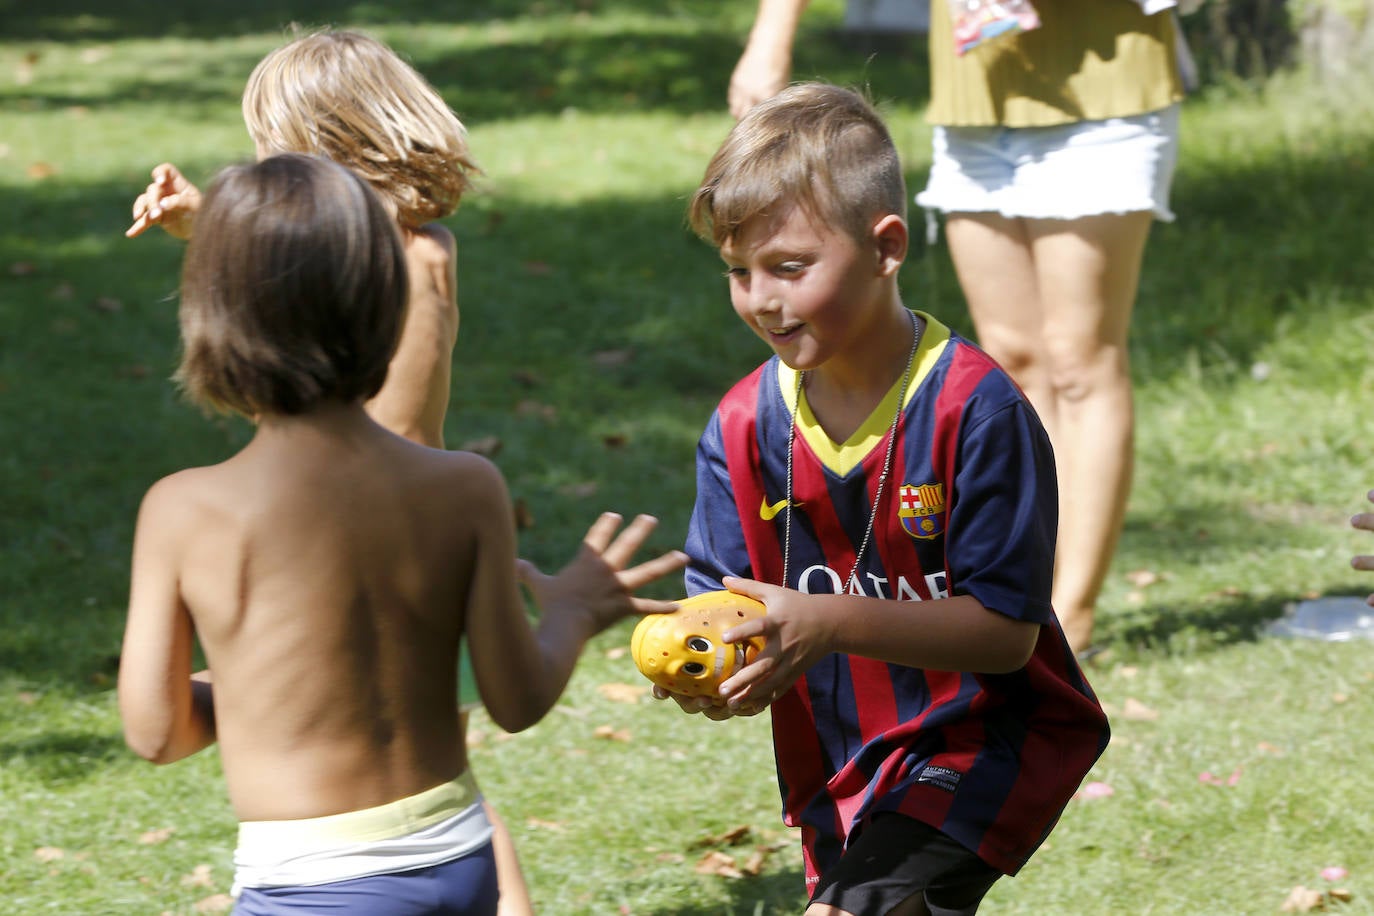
[3,3,1374,914]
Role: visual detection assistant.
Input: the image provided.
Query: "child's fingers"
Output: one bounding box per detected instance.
[126,212,152,238]
[721,618,767,644]
[599,513,661,569]
[580,512,626,555]
[618,550,688,591]
[1353,512,1374,533]
[629,596,681,616]
[151,162,181,189]
[1352,554,1374,572]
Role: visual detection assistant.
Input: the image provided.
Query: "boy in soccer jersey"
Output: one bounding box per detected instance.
[669,83,1111,915]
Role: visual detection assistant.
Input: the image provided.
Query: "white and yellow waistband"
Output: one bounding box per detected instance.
[233,771,492,892]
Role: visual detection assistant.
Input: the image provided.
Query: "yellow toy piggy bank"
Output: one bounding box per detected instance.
[631,590,767,698]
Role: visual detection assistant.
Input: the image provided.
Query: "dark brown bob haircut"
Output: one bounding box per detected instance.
[177,153,407,417]
[689,82,907,248]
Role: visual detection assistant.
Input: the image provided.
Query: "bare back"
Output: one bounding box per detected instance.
[137,406,510,821]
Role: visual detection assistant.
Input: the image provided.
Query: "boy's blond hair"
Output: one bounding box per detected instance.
[689,82,906,247]
[178,155,407,418]
[243,29,478,228]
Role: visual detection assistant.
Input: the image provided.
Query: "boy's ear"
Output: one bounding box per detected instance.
[872,214,908,278]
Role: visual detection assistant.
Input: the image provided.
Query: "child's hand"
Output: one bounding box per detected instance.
[1351,490,1374,604]
[517,513,687,637]
[651,684,737,720]
[127,163,201,239]
[714,575,835,715]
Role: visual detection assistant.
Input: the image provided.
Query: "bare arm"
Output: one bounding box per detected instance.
[729,0,810,119]
[118,479,216,764]
[713,576,1038,716]
[365,224,459,448]
[462,463,687,732]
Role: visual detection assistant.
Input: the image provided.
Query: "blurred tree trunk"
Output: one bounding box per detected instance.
[1180,0,1373,82]
[1295,0,1374,76]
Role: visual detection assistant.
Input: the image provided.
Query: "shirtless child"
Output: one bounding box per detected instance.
[117,154,687,914]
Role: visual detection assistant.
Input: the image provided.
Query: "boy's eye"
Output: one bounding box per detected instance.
[776,261,806,275]
[724,266,749,280]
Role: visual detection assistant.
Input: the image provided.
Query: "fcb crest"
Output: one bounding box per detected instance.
[898,482,945,540]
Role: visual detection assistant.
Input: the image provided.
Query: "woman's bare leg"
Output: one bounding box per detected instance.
[946,211,1153,653]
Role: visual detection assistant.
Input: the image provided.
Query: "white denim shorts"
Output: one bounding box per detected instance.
[915,104,1180,222]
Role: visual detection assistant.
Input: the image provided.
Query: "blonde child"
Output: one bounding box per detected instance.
[118,154,687,914]
[127,28,472,450]
[667,84,1109,914]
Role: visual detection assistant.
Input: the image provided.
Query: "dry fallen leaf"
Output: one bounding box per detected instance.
[1121,698,1160,722]
[513,499,534,529]
[604,646,628,660]
[34,847,64,863]
[1281,885,1326,912]
[693,850,743,879]
[1124,569,1160,588]
[181,864,215,888]
[15,50,39,84]
[27,161,57,180]
[690,824,752,849]
[192,894,234,913]
[16,691,36,705]
[592,724,632,742]
[525,817,565,832]
[591,349,633,369]
[515,399,557,421]
[138,827,175,845]
[459,435,502,457]
[742,849,768,876]
[602,433,628,449]
[598,682,648,704]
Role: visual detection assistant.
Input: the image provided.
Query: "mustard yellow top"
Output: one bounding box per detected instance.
[926,0,1184,127]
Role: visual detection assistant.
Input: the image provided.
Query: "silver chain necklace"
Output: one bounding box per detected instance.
[782,310,922,591]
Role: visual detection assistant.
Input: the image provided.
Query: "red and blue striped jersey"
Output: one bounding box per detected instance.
[685,313,1110,885]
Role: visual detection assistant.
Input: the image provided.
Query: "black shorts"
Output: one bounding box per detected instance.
[810,814,1003,916]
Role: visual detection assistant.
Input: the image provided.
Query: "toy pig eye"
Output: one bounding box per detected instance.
[686,636,712,653]
[682,662,707,676]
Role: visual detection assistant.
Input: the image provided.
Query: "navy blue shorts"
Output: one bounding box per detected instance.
[232,843,499,915]
[810,815,1003,916]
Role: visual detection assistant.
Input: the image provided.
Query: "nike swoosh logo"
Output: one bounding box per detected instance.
[760,497,801,521]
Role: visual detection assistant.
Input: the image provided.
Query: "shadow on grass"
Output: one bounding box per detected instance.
[0,0,744,40]
[0,2,930,124]
[0,730,130,786]
[640,869,808,916]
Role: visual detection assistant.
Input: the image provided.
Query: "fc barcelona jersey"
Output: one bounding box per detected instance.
[685,312,1110,885]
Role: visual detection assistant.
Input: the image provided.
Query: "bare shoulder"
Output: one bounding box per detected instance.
[137,466,224,529]
[423,444,506,499]
[405,222,457,264]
